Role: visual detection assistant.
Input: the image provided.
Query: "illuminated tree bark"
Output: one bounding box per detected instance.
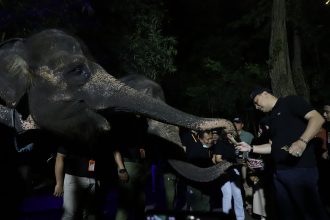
[291,0,310,102]
[269,0,296,97]
[292,28,310,102]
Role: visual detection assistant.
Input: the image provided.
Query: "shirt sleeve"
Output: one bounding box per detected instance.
[57,145,67,155]
[287,95,314,118]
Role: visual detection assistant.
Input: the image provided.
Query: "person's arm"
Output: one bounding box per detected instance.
[53,152,65,197]
[212,154,223,164]
[113,150,129,183]
[301,110,325,144]
[236,142,272,154]
[288,110,325,157]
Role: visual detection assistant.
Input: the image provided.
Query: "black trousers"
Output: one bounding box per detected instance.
[273,167,329,220]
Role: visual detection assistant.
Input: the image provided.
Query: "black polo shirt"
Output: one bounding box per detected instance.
[58,143,95,178]
[213,139,237,163]
[109,113,148,161]
[268,96,316,170]
[213,139,242,181]
[180,131,213,168]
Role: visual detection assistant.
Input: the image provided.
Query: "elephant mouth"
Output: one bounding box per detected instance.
[57,99,90,118]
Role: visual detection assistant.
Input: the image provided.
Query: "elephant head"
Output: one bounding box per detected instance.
[0,29,235,143]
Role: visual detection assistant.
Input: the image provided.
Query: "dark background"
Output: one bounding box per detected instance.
[1,0,330,130]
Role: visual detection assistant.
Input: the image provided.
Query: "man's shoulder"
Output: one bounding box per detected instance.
[283,95,307,103]
[282,95,313,114]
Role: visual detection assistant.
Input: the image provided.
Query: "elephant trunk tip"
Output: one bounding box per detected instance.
[197,118,235,134]
[102,123,111,131]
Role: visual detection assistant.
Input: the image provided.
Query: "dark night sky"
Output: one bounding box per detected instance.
[1,0,330,115]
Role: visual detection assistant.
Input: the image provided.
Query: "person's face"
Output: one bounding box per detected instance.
[234,122,244,131]
[323,105,330,121]
[200,132,214,148]
[253,92,272,112]
[212,132,220,144]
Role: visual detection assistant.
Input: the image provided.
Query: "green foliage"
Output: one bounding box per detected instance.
[204,58,225,73]
[122,12,177,81]
[176,58,268,118]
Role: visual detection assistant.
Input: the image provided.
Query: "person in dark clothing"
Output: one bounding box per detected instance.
[247,119,274,220]
[180,129,215,211]
[182,130,214,168]
[109,113,150,220]
[146,132,186,211]
[236,88,329,220]
[53,140,100,220]
[212,129,245,220]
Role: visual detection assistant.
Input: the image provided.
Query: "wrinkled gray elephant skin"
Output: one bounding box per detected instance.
[119,74,233,181]
[119,74,183,148]
[0,29,235,143]
[168,159,233,182]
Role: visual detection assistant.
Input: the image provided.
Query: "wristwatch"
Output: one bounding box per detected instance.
[250,145,254,153]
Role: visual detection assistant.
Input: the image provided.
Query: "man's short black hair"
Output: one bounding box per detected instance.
[249,87,272,100]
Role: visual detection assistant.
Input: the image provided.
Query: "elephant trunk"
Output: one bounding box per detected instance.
[147,119,183,148]
[83,63,234,133]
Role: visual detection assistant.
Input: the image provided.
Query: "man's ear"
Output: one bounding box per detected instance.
[0,42,30,108]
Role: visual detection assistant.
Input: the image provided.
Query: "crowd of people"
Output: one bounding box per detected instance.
[7,88,330,220]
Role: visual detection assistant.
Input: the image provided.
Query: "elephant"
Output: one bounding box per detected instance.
[118,74,233,182]
[0,29,235,146]
[0,30,240,218]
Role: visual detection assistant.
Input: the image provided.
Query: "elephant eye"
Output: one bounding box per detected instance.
[69,66,89,78]
[65,65,91,85]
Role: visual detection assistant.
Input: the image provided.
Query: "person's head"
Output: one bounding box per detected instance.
[233,117,244,132]
[197,130,214,148]
[250,87,277,112]
[323,104,330,122]
[211,128,223,144]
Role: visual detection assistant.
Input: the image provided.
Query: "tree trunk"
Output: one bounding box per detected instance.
[292,28,310,102]
[268,0,296,97]
[290,0,310,102]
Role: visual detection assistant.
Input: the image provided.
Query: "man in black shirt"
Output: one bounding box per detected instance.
[180,129,215,211]
[110,113,149,220]
[212,130,245,220]
[53,140,100,220]
[236,88,329,220]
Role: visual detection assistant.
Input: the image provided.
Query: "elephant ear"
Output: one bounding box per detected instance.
[0,39,30,107]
